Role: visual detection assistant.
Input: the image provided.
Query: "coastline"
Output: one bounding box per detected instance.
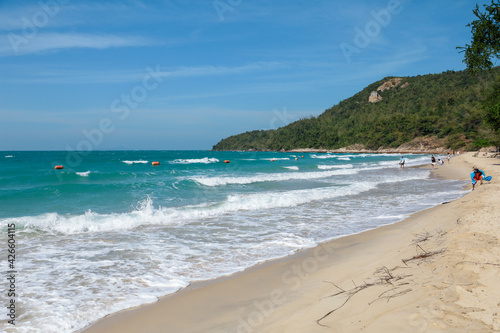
[285,148,451,154]
[219,148,451,154]
[81,152,499,333]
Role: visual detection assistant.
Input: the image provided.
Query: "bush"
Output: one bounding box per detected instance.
[446,133,467,150]
[470,138,493,149]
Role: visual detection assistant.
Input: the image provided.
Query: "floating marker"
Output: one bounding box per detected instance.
[54,165,64,170]
[224,160,230,163]
[152,161,160,166]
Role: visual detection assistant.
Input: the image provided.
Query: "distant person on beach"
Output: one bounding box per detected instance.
[438,159,444,165]
[470,167,486,191]
[447,153,451,164]
[399,156,405,169]
[431,155,436,168]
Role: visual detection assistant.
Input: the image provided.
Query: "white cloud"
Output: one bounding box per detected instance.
[0,32,153,56]
[2,61,289,84]
[160,62,287,78]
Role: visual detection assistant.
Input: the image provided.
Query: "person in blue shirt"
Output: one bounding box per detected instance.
[399,156,405,169]
[470,167,486,191]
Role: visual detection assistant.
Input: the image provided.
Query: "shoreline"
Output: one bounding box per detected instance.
[286,148,452,154]
[81,153,499,333]
[213,149,452,154]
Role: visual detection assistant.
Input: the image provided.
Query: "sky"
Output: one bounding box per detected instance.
[0,0,491,150]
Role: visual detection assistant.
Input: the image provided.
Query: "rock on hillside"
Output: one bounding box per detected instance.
[368,91,382,103]
[377,77,404,92]
[369,77,409,103]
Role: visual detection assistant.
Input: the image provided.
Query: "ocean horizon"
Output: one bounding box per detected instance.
[1,150,467,333]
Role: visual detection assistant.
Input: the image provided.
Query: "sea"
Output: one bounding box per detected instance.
[0,150,467,332]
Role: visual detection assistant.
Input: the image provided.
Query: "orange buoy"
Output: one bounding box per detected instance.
[224,160,230,163]
[152,161,160,166]
[271,159,275,162]
[54,165,64,169]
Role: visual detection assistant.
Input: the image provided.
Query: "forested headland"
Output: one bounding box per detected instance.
[212,68,500,152]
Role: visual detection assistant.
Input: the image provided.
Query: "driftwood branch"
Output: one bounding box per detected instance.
[317,229,448,328]
[368,288,412,305]
[316,265,412,327]
[458,261,500,267]
[402,249,444,265]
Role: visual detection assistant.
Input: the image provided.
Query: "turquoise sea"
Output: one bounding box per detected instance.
[0,150,466,332]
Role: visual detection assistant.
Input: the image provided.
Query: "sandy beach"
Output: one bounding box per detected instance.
[82,152,499,333]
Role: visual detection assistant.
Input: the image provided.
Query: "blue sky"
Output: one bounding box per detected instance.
[0,0,490,150]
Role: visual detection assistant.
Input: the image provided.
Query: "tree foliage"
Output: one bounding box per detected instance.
[483,79,500,144]
[458,0,500,71]
[459,0,500,148]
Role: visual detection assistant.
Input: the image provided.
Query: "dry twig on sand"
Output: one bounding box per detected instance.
[402,249,445,266]
[317,232,448,328]
[412,230,431,244]
[317,265,412,327]
[458,261,500,267]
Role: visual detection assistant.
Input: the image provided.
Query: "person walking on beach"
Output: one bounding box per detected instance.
[470,167,486,191]
[431,155,436,169]
[399,156,405,169]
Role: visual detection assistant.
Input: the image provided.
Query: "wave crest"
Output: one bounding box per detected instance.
[170,157,219,164]
[191,169,357,186]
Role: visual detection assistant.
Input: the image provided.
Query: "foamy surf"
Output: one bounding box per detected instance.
[170,157,219,164]
[318,164,354,169]
[123,160,148,164]
[261,157,290,161]
[311,154,337,159]
[191,169,357,186]
[12,181,370,234]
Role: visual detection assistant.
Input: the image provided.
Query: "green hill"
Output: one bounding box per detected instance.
[212,68,500,151]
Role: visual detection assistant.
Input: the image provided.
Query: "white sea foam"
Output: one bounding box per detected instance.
[122,160,148,164]
[310,154,337,159]
[76,171,91,177]
[283,166,299,171]
[318,164,354,169]
[22,171,445,236]
[374,214,408,220]
[219,182,375,212]
[170,157,219,164]
[262,157,290,161]
[337,157,351,161]
[12,180,376,235]
[5,155,13,158]
[191,169,357,186]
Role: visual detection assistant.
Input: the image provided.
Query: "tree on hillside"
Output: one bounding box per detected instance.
[458,0,500,70]
[460,0,500,149]
[483,80,500,146]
